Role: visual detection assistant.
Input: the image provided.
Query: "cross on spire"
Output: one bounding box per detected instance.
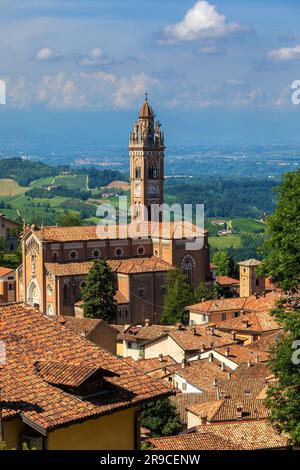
[145,92,148,102]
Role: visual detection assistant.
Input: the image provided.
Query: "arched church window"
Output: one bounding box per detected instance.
[69,250,78,261]
[92,249,101,259]
[135,167,141,178]
[115,247,124,257]
[137,246,145,256]
[52,251,59,262]
[181,255,196,284]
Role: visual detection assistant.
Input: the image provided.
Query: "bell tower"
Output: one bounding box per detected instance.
[129,94,165,221]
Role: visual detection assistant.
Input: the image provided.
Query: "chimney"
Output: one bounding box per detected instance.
[221,362,225,371]
[200,414,208,425]
[192,327,197,335]
[159,353,163,363]
[210,327,215,336]
[181,359,186,369]
[200,344,205,353]
[247,360,252,368]
[242,319,249,328]
[232,331,237,341]
[227,371,232,380]
[213,378,218,387]
[236,403,243,419]
[176,322,183,330]
[225,347,230,357]
[208,353,214,363]
[144,318,151,327]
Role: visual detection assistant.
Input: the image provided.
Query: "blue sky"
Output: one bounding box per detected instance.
[0,0,300,145]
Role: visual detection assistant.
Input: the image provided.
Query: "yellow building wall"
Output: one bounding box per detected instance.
[116,340,124,356]
[47,407,138,450]
[3,418,27,449]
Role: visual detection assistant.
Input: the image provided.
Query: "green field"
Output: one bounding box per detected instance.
[231,218,266,233]
[53,174,87,189]
[0,179,28,197]
[209,235,242,249]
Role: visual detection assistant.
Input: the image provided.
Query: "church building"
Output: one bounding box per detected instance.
[16,97,211,324]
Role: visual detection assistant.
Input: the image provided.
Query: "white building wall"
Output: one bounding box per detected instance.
[171,372,203,394]
[144,336,185,363]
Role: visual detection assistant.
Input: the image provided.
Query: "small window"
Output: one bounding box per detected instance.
[115,248,123,257]
[221,313,226,321]
[53,252,58,262]
[69,250,78,261]
[182,382,187,391]
[93,249,101,259]
[135,167,141,178]
[127,341,132,349]
[8,284,13,291]
[137,246,145,256]
[233,312,239,318]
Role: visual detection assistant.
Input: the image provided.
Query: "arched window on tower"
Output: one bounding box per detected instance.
[181,255,196,284]
[148,166,158,179]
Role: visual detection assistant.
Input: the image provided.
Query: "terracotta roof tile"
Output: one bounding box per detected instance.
[187,399,268,422]
[30,221,207,243]
[214,344,269,365]
[196,420,288,449]
[0,267,14,278]
[188,291,281,315]
[148,432,238,450]
[215,310,281,333]
[0,303,170,431]
[45,257,172,277]
[125,356,177,373]
[216,276,239,286]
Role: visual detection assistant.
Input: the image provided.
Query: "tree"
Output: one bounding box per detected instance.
[265,295,300,444]
[57,212,83,227]
[140,398,182,437]
[261,170,300,444]
[212,250,231,276]
[160,269,195,324]
[261,169,300,291]
[81,260,117,322]
[194,282,212,303]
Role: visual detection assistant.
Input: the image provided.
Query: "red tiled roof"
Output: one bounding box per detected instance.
[29,221,207,243]
[187,399,268,422]
[214,344,269,365]
[188,291,281,315]
[125,356,177,373]
[168,359,230,394]
[45,257,172,277]
[148,432,238,450]
[35,360,115,388]
[215,310,281,332]
[196,420,288,449]
[0,303,170,431]
[0,267,14,278]
[216,276,239,286]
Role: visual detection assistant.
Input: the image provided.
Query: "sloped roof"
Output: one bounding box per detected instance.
[187,399,268,423]
[0,267,14,278]
[29,221,206,243]
[216,276,239,286]
[196,420,288,449]
[214,310,280,333]
[148,432,238,450]
[0,303,170,431]
[45,257,172,277]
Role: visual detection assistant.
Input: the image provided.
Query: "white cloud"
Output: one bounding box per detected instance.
[268,45,300,62]
[160,1,250,44]
[79,47,108,67]
[234,88,265,107]
[34,47,61,61]
[37,72,85,108]
[112,73,161,109]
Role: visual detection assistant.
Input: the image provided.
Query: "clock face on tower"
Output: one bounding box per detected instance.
[134,181,142,197]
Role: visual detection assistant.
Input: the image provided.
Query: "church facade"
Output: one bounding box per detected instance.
[16,97,211,324]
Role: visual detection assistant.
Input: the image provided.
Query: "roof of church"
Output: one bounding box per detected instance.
[27,221,207,243]
[45,256,173,277]
[238,259,262,267]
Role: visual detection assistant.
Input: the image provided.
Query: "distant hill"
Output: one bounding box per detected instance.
[0,158,58,186]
